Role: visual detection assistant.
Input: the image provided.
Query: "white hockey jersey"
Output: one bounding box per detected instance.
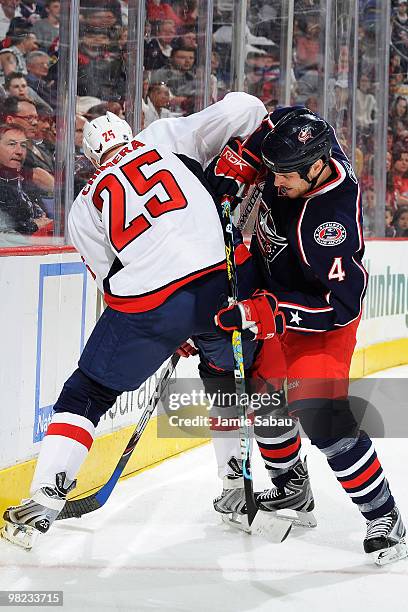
[68,92,266,312]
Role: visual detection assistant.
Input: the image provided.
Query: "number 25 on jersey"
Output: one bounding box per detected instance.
[92,149,187,252]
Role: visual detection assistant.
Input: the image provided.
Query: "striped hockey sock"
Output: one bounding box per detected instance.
[31,412,95,494]
[315,430,395,520]
[255,419,302,488]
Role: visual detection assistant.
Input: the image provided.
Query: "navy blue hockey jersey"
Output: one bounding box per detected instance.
[243,107,368,333]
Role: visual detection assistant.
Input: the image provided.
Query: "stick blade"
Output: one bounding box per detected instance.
[221,510,291,543]
[56,496,102,520]
[250,510,292,543]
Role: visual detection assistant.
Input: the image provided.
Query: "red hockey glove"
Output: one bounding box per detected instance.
[206,138,261,198]
[215,290,286,341]
[176,340,199,358]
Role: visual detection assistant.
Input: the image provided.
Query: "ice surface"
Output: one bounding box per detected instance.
[1,366,408,612]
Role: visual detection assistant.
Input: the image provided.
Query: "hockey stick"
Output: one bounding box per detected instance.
[220,195,291,543]
[56,353,180,520]
[236,183,263,232]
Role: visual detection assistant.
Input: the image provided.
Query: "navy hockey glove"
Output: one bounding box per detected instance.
[215,290,286,341]
[206,138,261,198]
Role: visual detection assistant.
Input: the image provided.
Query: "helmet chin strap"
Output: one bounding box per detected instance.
[300,161,328,191]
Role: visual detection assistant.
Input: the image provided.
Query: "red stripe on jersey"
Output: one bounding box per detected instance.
[340,457,381,490]
[259,436,301,459]
[105,244,251,313]
[46,423,94,450]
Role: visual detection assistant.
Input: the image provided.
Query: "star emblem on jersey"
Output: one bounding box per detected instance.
[289,311,302,325]
[314,222,347,246]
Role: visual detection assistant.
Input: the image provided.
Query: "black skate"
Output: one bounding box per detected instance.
[364,506,408,566]
[1,472,76,550]
[214,457,292,542]
[255,457,317,528]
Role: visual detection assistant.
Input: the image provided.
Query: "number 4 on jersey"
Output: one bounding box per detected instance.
[328,257,346,282]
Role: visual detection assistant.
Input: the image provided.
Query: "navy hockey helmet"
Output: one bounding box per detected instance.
[261,108,332,183]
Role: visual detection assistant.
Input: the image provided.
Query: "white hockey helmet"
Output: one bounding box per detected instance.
[82,111,133,167]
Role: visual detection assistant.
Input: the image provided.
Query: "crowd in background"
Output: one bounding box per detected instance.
[0,0,406,242]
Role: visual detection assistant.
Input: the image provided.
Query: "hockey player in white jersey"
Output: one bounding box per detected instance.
[1,94,273,550]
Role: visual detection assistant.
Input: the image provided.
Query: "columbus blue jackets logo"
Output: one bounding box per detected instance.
[314,222,347,246]
[298,127,313,144]
[256,199,288,264]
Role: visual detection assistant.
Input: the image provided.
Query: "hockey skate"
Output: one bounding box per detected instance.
[214,458,292,542]
[255,457,317,528]
[214,457,246,525]
[1,472,76,550]
[364,506,408,566]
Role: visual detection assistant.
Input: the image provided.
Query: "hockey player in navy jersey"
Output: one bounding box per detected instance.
[208,106,407,565]
[1,94,272,550]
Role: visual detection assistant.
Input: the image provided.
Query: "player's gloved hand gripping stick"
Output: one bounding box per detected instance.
[219,195,291,543]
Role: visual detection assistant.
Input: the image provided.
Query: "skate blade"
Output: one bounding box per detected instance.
[274,509,317,529]
[1,522,38,551]
[370,539,408,566]
[221,511,291,543]
[222,512,251,533]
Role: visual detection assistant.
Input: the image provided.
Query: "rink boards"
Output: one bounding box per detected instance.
[0,240,407,524]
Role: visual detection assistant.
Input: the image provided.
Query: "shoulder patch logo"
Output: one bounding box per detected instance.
[298,127,313,144]
[314,222,347,246]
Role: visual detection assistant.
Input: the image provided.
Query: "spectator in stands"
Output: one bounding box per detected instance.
[294,17,321,74]
[144,19,176,71]
[392,149,408,207]
[142,82,173,126]
[385,206,397,237]
[395,0,408,23]
[390,95,408,132]
[84,102,108,120]
[305,95,319,113]
[106,99,124,118]
[77,30,125,100]
[1,95,54,191]
[387,126,394,152]
[0,123,52,237]
[0,18,38,85]
[81,7,119,32]
[4,70,52,110]
[32,0,59,52]
[393,205,408,236]
[80,0,122,24]
[211,49,227,100]
[26,50,56,108]
[33,105,54,173]
[146,0,182,28]
[172,27,197,52]
[19,1,39,24]
[151,46,197,114]
[294,67,318,104]
[74,113,93,197]
[0,1,20,41]
[356,73,377,132]
[362,185,376,235]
